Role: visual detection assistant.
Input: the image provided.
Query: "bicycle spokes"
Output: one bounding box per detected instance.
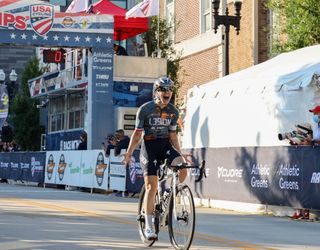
[168,184,195,250]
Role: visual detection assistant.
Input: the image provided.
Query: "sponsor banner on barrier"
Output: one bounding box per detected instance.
[45,151,59,184]
[92,150,109,190]
[45,150,109,190]
[125,150,144,193]
[186,146,320,210]
[55,151,81,186]
[109,149,126,191]
[0,152,45,182]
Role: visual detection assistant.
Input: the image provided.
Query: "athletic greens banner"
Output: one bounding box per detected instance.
[185,146,320,210]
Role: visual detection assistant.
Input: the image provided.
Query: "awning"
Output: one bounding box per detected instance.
[89,0,149,41]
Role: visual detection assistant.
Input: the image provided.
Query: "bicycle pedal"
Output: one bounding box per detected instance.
[137,214,145,222]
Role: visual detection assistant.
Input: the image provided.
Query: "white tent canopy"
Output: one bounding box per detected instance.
[182,45,320,149]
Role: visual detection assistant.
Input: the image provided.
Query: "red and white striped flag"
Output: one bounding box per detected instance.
[66,0,89,13]
[125,0,159,19]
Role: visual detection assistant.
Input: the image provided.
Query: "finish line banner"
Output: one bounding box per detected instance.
[185,146,320,210]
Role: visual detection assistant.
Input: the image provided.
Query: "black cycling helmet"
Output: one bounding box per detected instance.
[153,76,174,93]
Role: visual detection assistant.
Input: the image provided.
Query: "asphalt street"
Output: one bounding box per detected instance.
[0,183,319,250]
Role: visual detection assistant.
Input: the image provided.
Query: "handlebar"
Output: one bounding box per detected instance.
[158,159,207,182]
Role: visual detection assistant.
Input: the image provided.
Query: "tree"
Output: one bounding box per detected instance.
[143,17,184,105]
[10,56,44,151]
[267,0,320,54]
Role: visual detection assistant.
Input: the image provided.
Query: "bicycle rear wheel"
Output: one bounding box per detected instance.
[137,185,159,247]
[168,184,195,250]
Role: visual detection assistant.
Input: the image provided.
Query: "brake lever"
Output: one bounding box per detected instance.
[195,160,206,182]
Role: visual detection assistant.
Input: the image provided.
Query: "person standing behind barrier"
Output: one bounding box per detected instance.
[288,122,312,220]
[77,131,87,150]
[309,105,320,145]
[102,134,118,157]
[113,44,128,56]
[114,129,130,156]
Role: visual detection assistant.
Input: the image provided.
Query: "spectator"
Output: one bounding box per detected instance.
[113,44,128,56]
[114,129,130,156]
[77,131,87,150]
[2,142,9,152]
[1,122,13,143]
[293,123,313,145]
[309,105,320,145]
[9,140,18,152]
[102,134,118,157]
[289,122,313,220]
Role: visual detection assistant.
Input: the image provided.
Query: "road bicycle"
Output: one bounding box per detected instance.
[137,159,206,250]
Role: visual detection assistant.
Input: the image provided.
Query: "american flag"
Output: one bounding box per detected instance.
[126,0,159,19]
[66,0,89,13]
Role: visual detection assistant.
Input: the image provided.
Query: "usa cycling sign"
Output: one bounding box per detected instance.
[30,4,54,36]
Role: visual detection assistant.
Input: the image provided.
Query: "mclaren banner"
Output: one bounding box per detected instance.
[185,146,320,210]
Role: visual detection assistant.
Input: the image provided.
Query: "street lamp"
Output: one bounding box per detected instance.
[8,69,18,107]
[9,69,18,83]
[212,0,242,76]
[0,69,5,83]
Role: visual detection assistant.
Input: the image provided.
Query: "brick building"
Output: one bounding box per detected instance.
[160,0,271,102]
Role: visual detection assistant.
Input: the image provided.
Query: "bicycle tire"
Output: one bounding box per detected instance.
[168,184,195,250]
[137,184,159,247]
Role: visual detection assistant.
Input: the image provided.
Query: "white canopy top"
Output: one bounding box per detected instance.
[182,45,320,149]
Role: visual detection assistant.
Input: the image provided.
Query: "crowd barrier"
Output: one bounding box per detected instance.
[2,146,319,210]
[44,149,144,192]
[0,150,144,193]
[185,146,320,210]
[0,152,45,183]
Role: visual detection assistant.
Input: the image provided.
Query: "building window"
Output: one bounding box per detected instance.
[48,92,85,132]
[201,0,211,33]
[49,96,65,132]
[166,0,174,43]
[67,93,85,130]
[49,0,67,6]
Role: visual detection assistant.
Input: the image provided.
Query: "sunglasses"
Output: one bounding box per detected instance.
[156,86,174,92]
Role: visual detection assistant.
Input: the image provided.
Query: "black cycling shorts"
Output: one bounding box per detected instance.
[140,138,181,176]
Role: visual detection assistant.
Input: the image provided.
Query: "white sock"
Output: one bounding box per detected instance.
[145,214,153,230]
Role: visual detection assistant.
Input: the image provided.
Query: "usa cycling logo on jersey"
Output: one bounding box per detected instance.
[30,4,54,36]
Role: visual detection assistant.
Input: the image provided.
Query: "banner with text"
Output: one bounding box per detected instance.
[185,146,320,210]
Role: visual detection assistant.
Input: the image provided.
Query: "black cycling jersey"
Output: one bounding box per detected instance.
[136,101,179,140]
[135,101,181,176]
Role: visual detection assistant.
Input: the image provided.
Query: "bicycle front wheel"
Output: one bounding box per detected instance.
[168,184,195,250]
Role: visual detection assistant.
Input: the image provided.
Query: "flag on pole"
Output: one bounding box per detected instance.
[66,0,89,13]
[125,0,159,19]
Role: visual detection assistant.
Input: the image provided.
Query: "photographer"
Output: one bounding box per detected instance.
[278,123,313,145]
[102,134,119,157]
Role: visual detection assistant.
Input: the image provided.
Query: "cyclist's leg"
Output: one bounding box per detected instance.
[166,145,187,183]
[171,156,187,182]
[140,142,159,239]
[144,175,158,225]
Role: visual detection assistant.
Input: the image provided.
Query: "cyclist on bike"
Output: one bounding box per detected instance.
[123,76,187,240]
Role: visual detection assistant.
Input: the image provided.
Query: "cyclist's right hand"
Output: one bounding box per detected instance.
[122,153,132,166]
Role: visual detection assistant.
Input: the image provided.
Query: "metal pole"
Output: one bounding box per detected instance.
[225,25,230,76]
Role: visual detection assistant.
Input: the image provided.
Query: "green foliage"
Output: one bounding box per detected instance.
[267,0,320,54]
[10,56,44,151]
[143,16,184,104]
